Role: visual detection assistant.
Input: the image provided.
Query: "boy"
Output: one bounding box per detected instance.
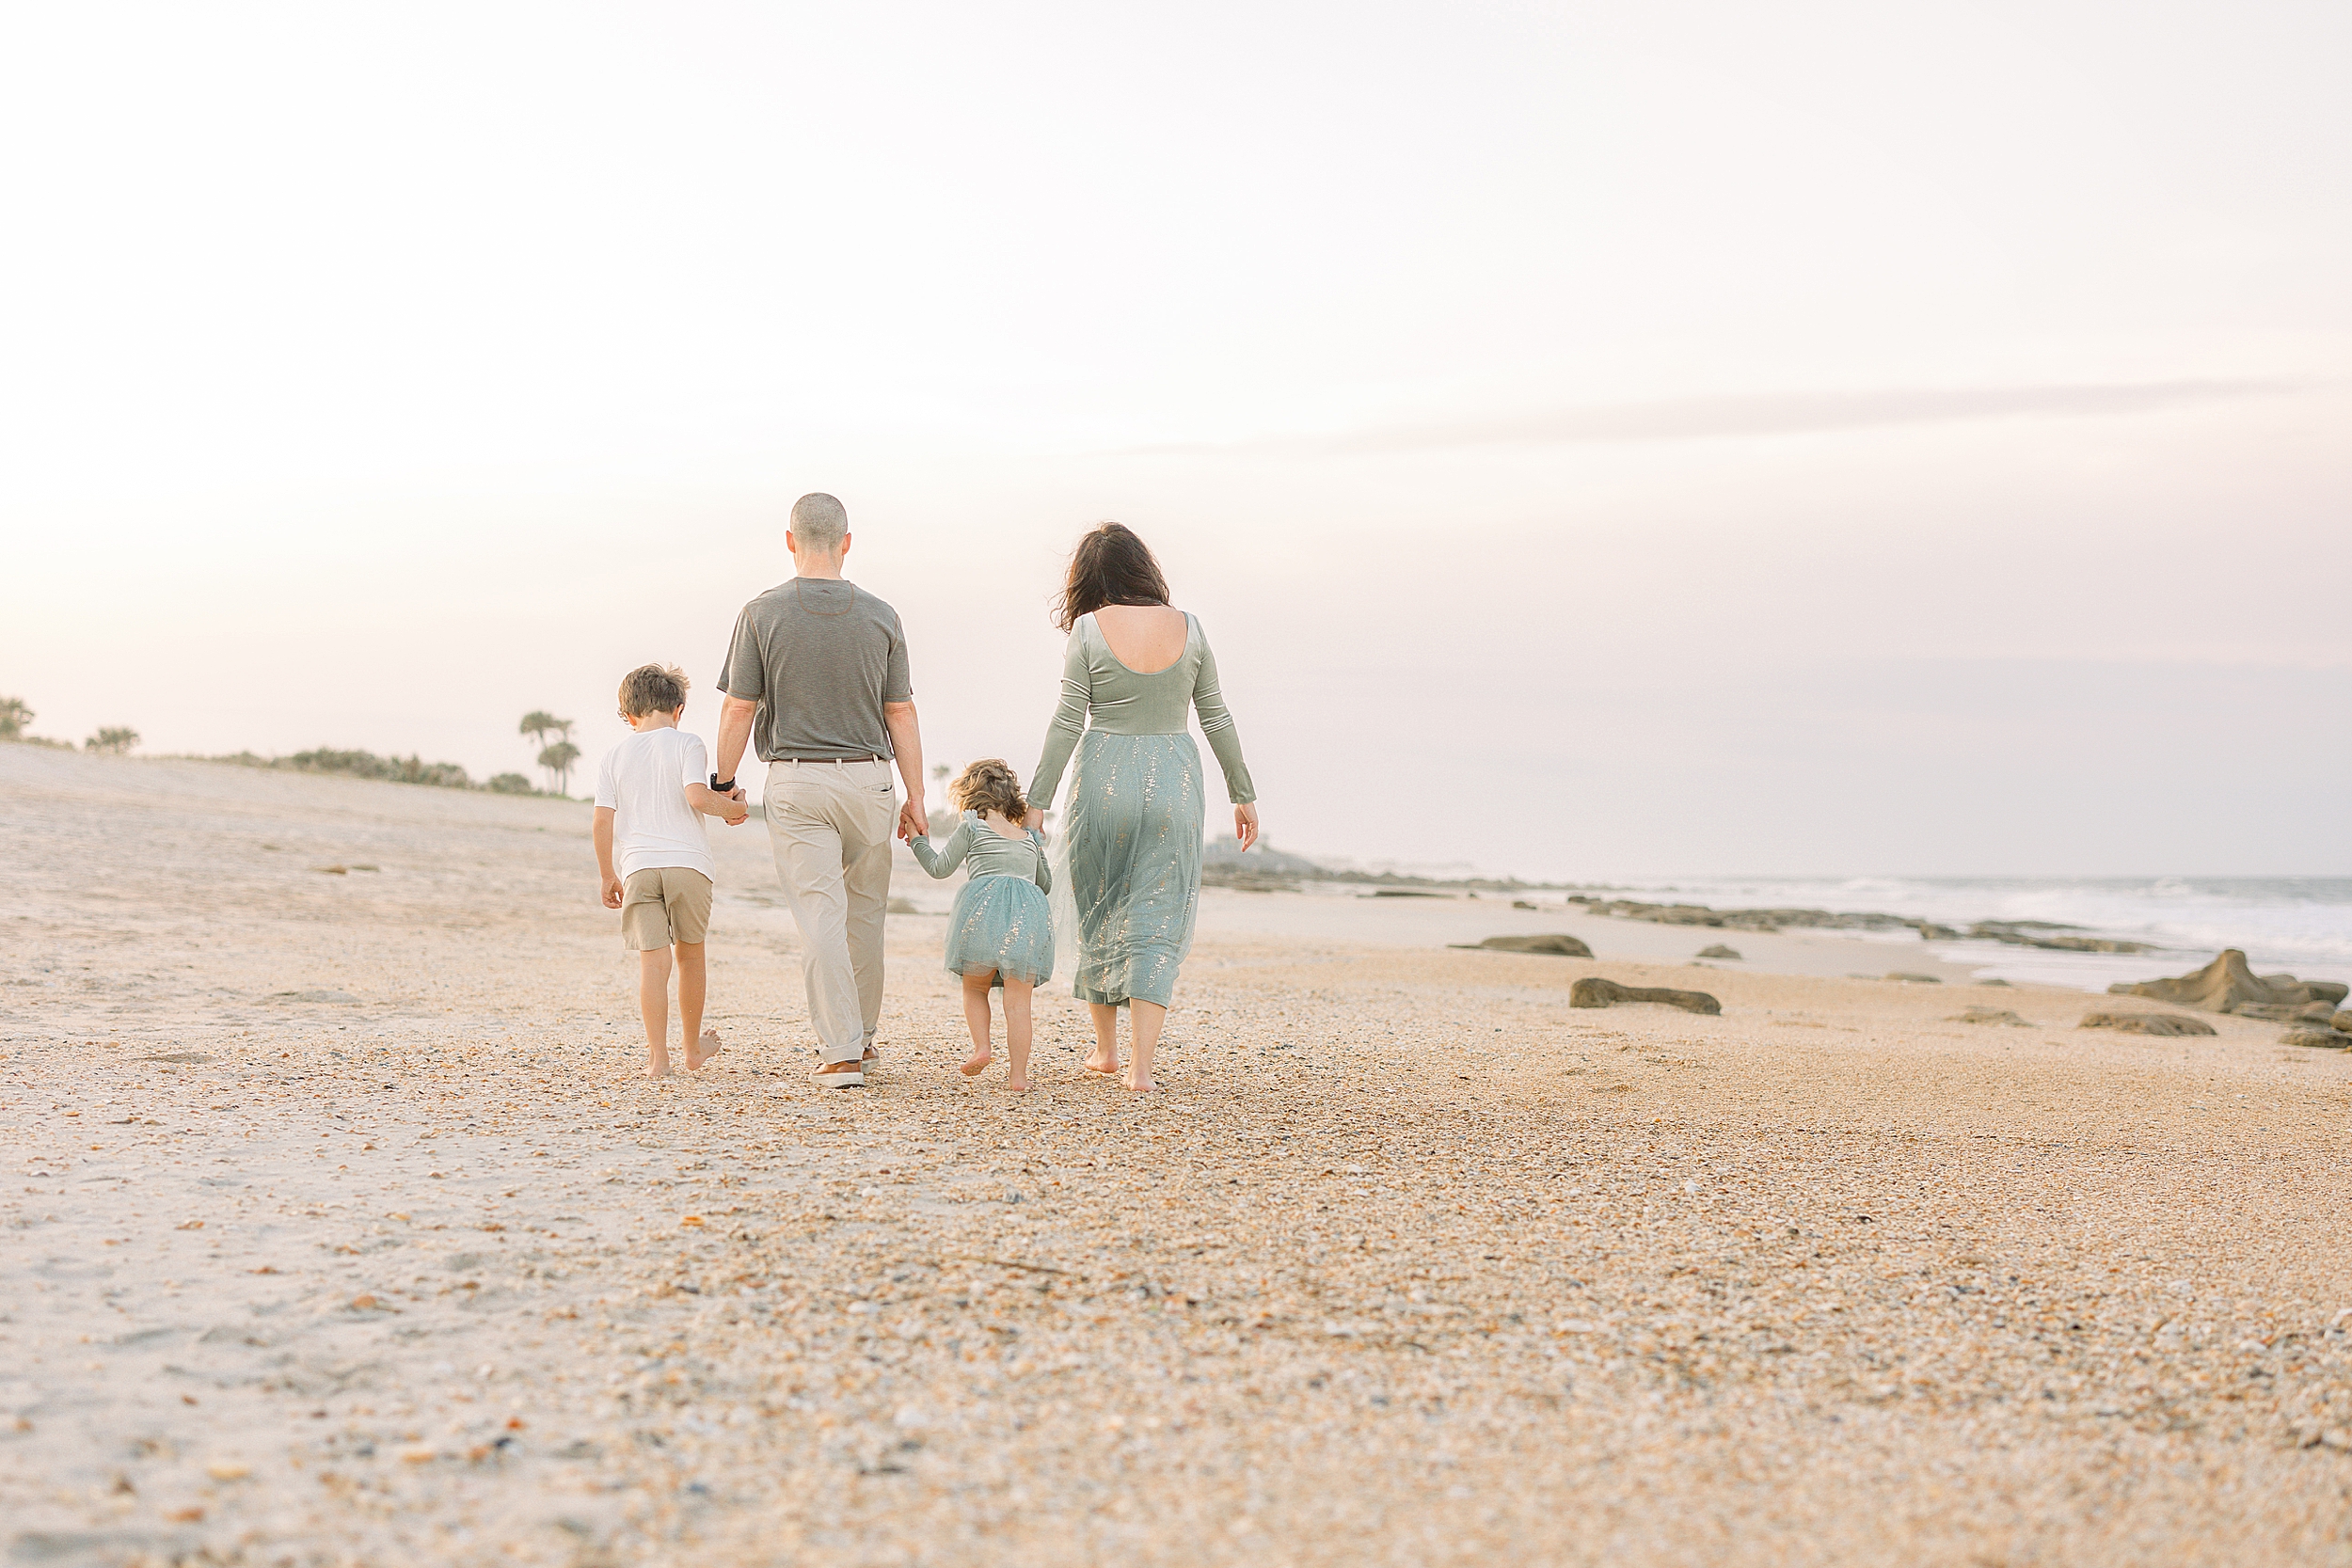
[593,664,752,1076]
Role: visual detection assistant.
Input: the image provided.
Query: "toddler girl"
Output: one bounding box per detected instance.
[908,759,1055,1092]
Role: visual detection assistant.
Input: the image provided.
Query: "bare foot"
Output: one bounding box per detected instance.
[1006,1078,1029,1094]
[1082,1049,1119,1075]
[960,1046,993,1078]
[644,1064,675,1079]
[1122,1073,1155,1094]
[687,1030,723,1070]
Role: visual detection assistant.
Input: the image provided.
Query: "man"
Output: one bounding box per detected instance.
[715,493,927,1088]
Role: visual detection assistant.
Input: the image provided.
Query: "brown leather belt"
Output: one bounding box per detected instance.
[775,755,888,765]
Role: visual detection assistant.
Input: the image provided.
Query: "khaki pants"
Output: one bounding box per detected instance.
[765,758,896,1065]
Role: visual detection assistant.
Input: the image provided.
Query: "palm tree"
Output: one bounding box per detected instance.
[539,740,581,797]
[521,711,575,791]
[0,697,30,739]
[930,762,950,816]
[86,726,139,754]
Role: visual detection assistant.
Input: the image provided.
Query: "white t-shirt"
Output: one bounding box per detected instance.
[594,726,716,881]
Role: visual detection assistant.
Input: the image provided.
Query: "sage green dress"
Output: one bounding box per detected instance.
[908,813,1055,987]
[1028,612,1255,1008]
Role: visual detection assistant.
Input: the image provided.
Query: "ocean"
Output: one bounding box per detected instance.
[1559,875,2352,993]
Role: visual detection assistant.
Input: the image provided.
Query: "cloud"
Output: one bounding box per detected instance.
[1126,378,2311,456]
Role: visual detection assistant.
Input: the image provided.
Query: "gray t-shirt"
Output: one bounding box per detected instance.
[719,578,913,763]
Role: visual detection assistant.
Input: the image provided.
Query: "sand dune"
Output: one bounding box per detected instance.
[5,746,2349,1566]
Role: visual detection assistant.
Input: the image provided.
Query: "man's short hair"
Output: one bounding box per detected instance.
[618,663,690,718]
[790,492,849,553]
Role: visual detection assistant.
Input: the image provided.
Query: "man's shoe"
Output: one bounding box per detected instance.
[817,1064,866,1089]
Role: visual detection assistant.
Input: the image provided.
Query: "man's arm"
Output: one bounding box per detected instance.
[884,700,926,838]
[716,695,758,787]
[593,807,623,907]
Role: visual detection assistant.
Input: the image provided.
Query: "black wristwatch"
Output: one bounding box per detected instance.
[711,773,737,792]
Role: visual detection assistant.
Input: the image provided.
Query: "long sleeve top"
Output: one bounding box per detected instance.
[908,811,1052,892]
[1027,611,1255,810]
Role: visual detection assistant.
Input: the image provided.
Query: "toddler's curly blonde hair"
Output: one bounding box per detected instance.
[948,758,1027,822]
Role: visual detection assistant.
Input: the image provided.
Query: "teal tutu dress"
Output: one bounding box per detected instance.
[909,812,1055,987]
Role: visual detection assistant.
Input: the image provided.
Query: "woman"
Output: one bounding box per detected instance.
[1027,523,1258,1093]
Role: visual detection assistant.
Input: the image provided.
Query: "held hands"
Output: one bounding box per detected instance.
[898,800,930,842]
[723,786,750,827]
[600,872,625,910]
[1234,802,1260,851]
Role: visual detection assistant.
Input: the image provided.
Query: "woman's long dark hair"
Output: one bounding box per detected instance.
[1053,522,1170,632]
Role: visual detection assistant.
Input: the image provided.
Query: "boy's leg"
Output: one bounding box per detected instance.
[638,947,675,1074]
[675,942,719,1069]
[959,974,994,1076]
[1001,979,1033,1092]
[665,873,719,1071]
[767,765,865,1077]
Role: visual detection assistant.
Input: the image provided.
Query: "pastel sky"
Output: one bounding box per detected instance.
[5,2,2346,877]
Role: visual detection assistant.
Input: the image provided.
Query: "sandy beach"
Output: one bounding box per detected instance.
[5,743,2350,1567]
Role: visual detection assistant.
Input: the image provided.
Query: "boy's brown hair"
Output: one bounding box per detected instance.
[618,663,690,719]
[948,758,1027,822]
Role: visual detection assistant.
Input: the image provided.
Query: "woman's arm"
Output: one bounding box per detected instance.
[1025,632,1092,810]
[907,817,972,879]
[1192,630,1259,849]
[1191,633,1256,805]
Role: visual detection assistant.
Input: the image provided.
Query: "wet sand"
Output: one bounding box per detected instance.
[5,745,2350,1566]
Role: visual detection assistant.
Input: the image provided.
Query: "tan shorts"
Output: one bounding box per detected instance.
[620,867,713,950]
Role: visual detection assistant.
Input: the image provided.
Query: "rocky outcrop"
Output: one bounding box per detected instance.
[1569,897,1957,938]
[2107,950,2348,1013]
[1695,943,1742,960]
[1450,933,1594,958]
[2281,1026,2347,1051]
[2229,1001,2341,1022]
[2337,1011,2352,1035]
[1952,1006,2028,1026]
[2078,1011,2217,1037]
[1568,977,1720,1015]
[1885,973,1941,984]
[1971,921,2155,954]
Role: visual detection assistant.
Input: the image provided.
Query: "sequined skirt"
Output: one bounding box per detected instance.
[1058,731,1203,1007]
[942,873,1055,988]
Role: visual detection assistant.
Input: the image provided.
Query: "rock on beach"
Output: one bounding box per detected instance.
[2078,1011,2218,1037]
[1567,976,1721,1014]
[1449,933,1594,958]
[2110,948,2348,1013]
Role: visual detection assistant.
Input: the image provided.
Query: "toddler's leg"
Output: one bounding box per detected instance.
[960,974,996,1076]
[1083,1002,1120,1075]
[638,947,675,1075]
[1001,979,1033,1093]
[675,942,721,1069]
